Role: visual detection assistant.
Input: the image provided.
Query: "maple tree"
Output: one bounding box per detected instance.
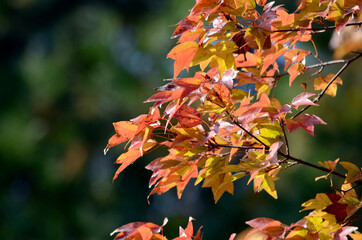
[105,0,362,239]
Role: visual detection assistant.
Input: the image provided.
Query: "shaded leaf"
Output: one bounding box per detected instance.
[286,114,326,136]
[291,92,318,110]
[324,193,348,222]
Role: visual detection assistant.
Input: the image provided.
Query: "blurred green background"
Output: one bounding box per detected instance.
[0,0,361,239]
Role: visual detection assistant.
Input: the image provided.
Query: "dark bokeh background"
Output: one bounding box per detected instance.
[1,1,361,239]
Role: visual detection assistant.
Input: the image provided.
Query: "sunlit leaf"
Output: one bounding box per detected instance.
[314,74,343,97]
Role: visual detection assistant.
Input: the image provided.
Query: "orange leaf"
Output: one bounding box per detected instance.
[287,62,305,86]
[173,105,203,128]
[113,141,156,181]
[113,148,142,181]
[314,74,343,97]
[167,41,199,78]
[283,49,310,71]
[106,121,138,150]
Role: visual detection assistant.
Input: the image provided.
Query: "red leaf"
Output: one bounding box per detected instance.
[173,105,203,128]
[291,92,318,110]
[172,15,199,39]
[286,114,326,136]
[324,193,348,222]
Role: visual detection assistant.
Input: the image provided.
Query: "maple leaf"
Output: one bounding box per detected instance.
[113,140,157,182]
[334,226,359,240]
[191,40,238,75]
[232,31,249,55]
[110,218,168,240]
[244,27,271,50]
[105,121,138,152]
[340,161,362,183]
[172,15,200,39]
[191,0,219,18]
[286,114,326,136]
[324,193,348,222]
[245,217,286,239]
[301,193,332,212]
[167,41,199,78]
[287,62,305,86]
[283,48,310,71]
[259,44,288,74]
[173,105,203,128]
[315,158,339,181]
[175,163,199,198]
[350,231,362,240]
[314,74,343,97]
[253,168,280,199]
[173,217,203,240]
[266,141,283,165]
[291,92,318,110]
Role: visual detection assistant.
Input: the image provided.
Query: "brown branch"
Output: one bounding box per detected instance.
[270,21,362,33]
[227,111,270,149]
[235,21,362,33]
[292,52,362,119]
[225,111,354,182]
[259,56,358,79]
[280,120,290,155]
[210,143,264,150]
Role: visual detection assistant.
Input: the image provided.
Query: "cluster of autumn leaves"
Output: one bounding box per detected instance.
[106,0,362,239]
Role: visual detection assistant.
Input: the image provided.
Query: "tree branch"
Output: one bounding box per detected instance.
[292,52,362,119]
[270,21,362,33]
[225,111,356,182]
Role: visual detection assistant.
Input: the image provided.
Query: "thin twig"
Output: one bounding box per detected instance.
[227,111,270,149]
[270,21,362,33]
[211,143,265,150]
[225,111,352,181]
[235,21,362,33]
[292,52,362,119]
[280,120,290,155]
[259,57,356,79]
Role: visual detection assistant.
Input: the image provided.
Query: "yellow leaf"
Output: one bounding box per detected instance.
[255,120,284,146]
[256,84,271,99]
[301,193,332,212]
[214,172,234,203]
[350,230,362,240]
[314,74,343,97]
[254,171,279,199]
[340,161,362,183]
[191,40,237,76]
